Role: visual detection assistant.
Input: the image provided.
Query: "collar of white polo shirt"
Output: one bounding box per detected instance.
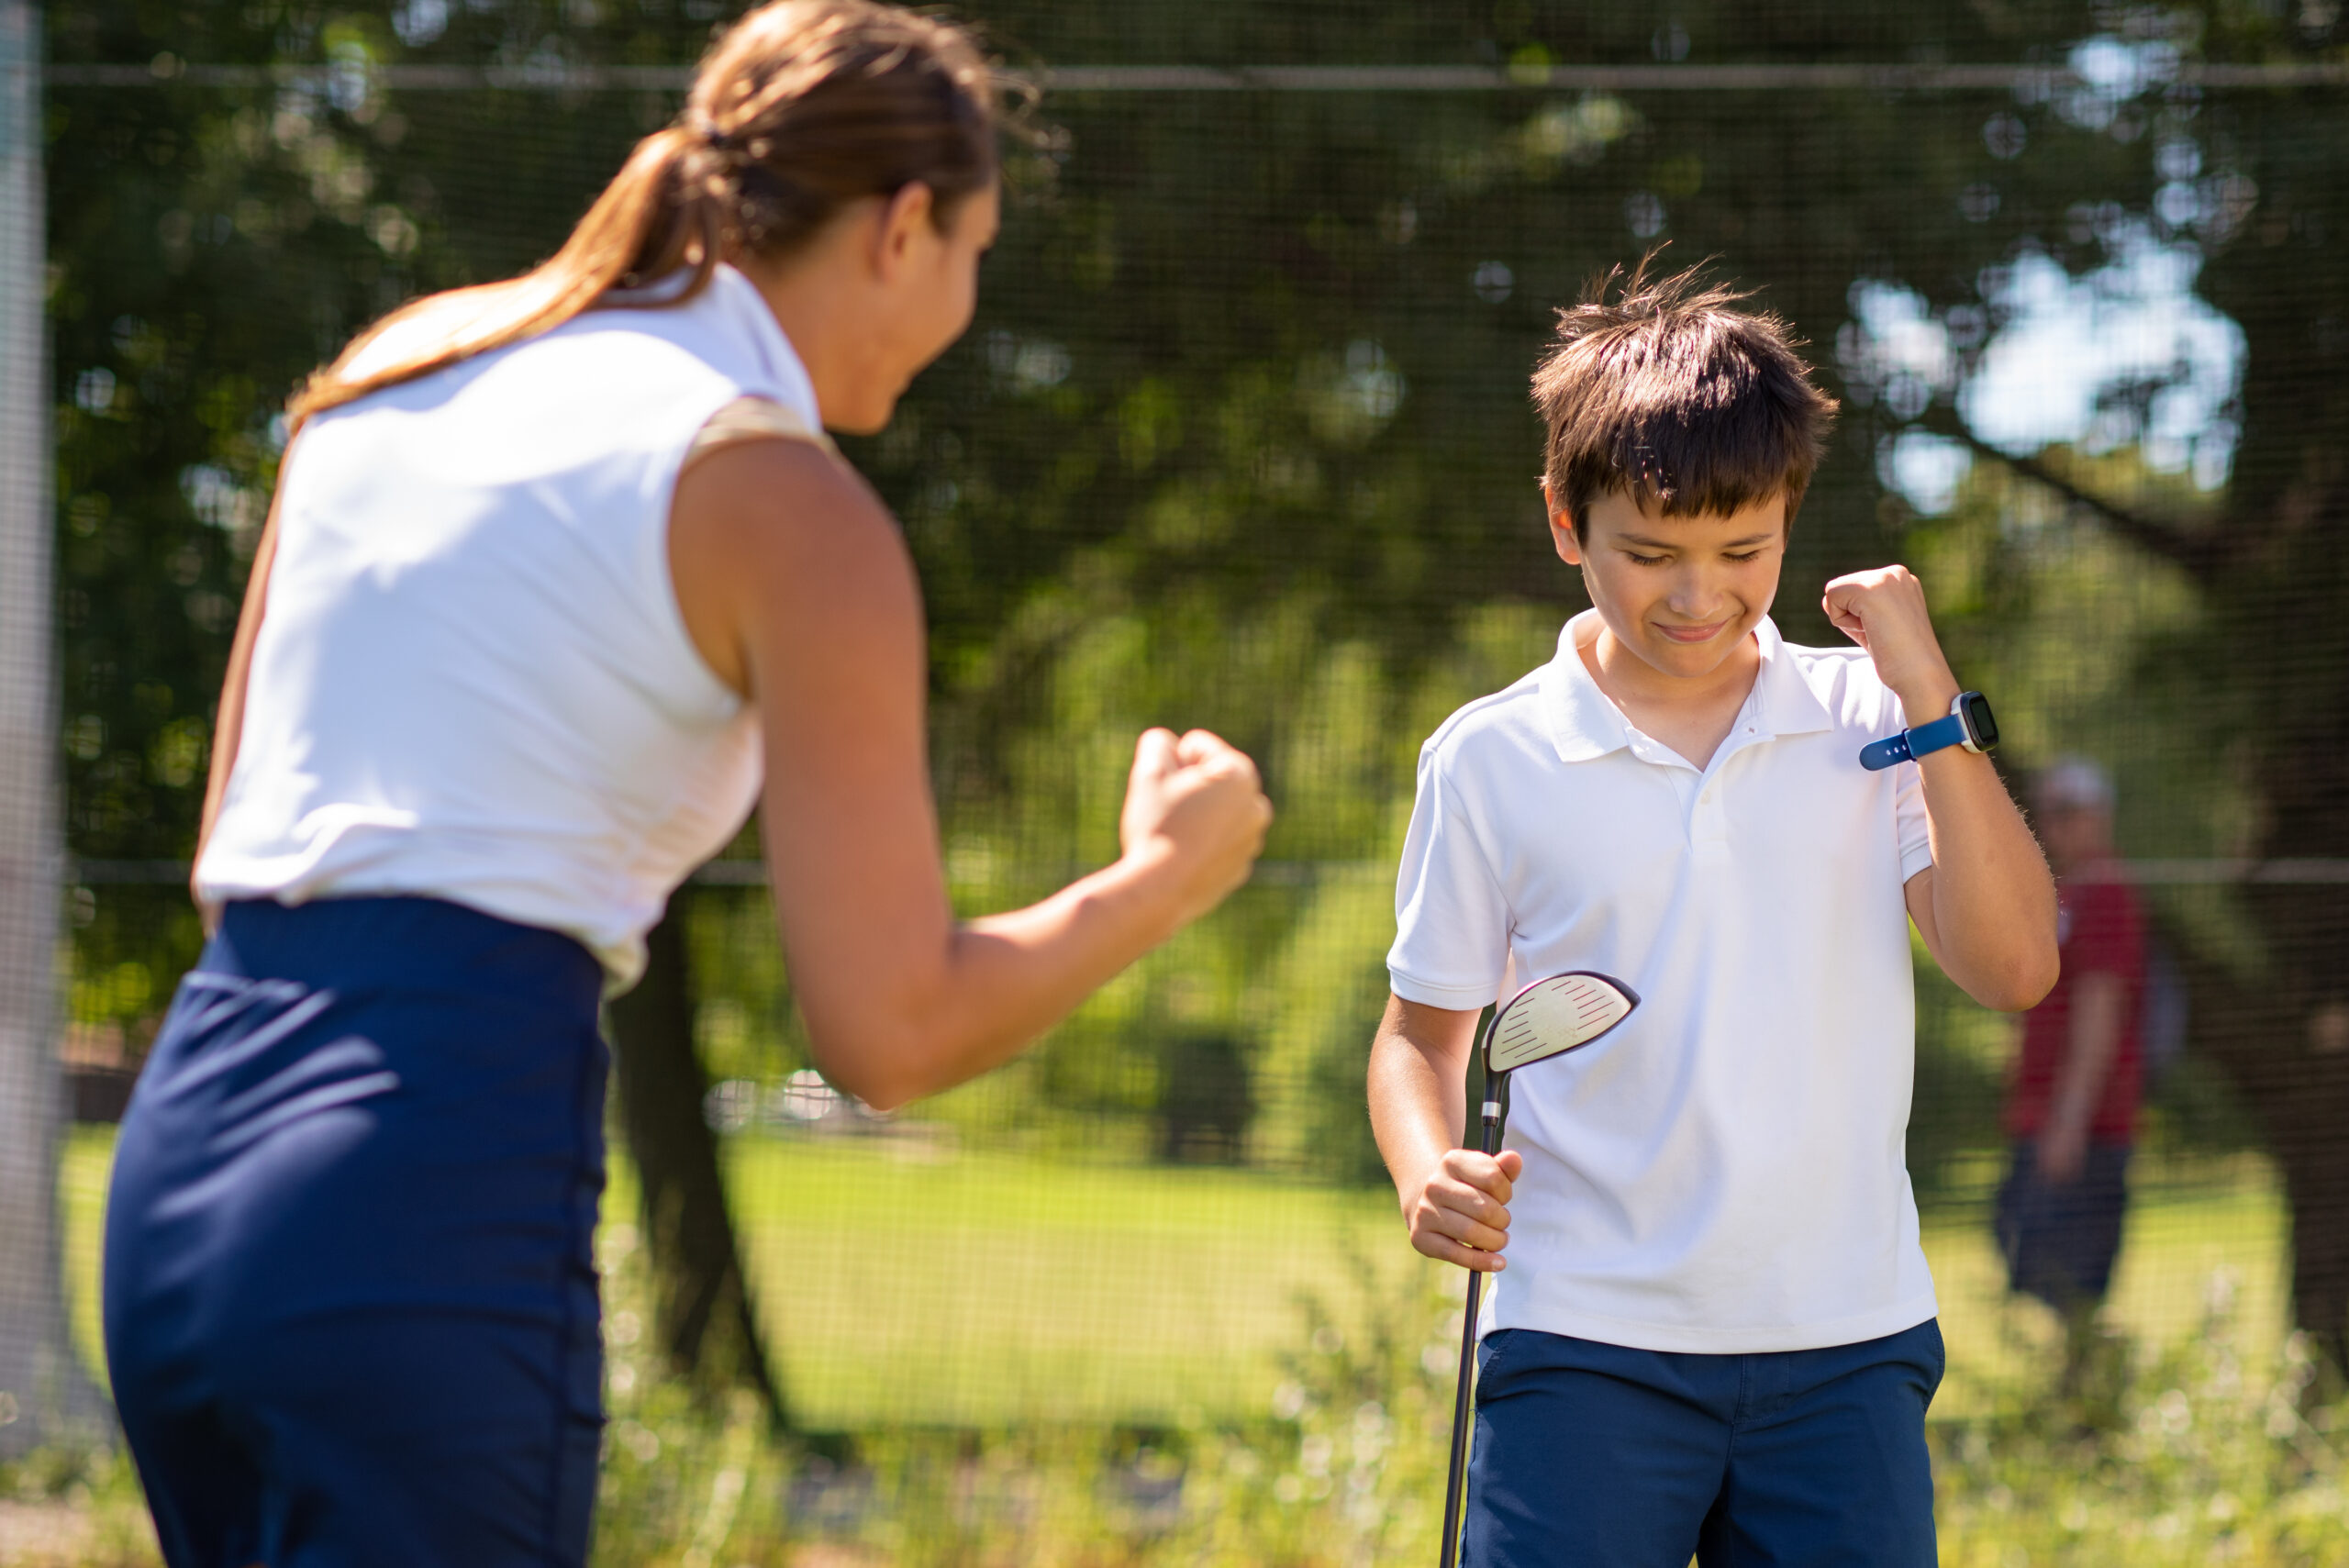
[1538,610,1834,766]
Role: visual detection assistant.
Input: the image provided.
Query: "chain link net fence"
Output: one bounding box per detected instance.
[17,1,2349,1559]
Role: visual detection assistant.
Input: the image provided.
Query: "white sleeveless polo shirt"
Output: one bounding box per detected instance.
[195,265,818,989]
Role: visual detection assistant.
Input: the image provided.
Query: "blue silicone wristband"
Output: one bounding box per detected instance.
[1859,712,1967,772]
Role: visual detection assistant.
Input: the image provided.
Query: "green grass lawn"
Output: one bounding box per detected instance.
[60,1129,2289,1431]
[718,1136,1412,1429]
[1925,1169,2288,1418]
[61,1127,114,1398]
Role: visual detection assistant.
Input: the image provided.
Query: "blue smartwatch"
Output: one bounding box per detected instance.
[1859,691,1998,771]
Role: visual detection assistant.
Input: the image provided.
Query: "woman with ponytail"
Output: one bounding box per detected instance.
[102,5,1272,1562]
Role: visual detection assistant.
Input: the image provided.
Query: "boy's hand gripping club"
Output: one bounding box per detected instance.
[1439,972,1641,1568]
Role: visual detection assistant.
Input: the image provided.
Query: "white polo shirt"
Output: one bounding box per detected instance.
[1388,610,1939,1354]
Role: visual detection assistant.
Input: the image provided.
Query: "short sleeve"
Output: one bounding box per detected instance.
[1894,757,1933,883]
[1387,747,1512,1009]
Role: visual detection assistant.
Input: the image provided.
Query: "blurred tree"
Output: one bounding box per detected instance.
[1153,1030,1253,1163]
[1839,11,2349,1369]
[44,0,2349,1377]
[606,894,786,1423]
[2144,48,2349,1374]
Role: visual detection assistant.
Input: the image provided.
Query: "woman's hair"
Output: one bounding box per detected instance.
[287,0,1005,428]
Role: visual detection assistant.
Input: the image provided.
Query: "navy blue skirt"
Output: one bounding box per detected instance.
[104,896,609,1568]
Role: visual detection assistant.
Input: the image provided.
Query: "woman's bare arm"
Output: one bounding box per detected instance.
[668,438,1271,1109]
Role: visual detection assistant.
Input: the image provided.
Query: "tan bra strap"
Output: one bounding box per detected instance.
[683,396,840,471]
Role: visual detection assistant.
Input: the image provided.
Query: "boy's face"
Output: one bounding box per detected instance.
[1549,487,1787,681]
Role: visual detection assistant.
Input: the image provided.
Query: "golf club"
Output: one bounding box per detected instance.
[1438,971,1641,1568]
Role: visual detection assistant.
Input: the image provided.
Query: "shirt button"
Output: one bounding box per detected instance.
[1700,790,1714,804]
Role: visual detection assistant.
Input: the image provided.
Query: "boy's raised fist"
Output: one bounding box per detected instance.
[1821,565,1962,722]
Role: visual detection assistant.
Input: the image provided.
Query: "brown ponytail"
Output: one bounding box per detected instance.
[287,0,1005,429]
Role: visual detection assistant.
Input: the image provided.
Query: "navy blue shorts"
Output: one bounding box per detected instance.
[104,897,610,1568]
[1996,1140,2131,1308]
[1464,1319,1943,1568]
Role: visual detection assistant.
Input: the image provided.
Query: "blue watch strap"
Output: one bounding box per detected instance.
[1858,731,1911,771]
[1859,712,1967,772]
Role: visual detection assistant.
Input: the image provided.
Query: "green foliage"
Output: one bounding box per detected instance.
[28,1277,2349,1567]
[1935,1281,2349,1565]
[1907,452,2233,873]
[594,1219,800,1567]
[1904,450,2273,1162]
[593,1226,1469,1568]
[506,1252,2349,1566]
[57,1,2346,1167]
[50,0,2349,1460]
[613,1260,2349,1568]
[39,1131,2349,1562]
[0,1438,161,1567]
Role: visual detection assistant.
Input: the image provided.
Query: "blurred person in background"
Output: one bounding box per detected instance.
[1998,757,2147,1395]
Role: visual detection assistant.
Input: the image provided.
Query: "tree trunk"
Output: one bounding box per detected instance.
[2277,1118,2349,1377]
[2174,472,2349,1373]
[606,890,787,1426]
[2242,865,2349,1374]
[0,0,103,1457]
[2184,949,2349,1373]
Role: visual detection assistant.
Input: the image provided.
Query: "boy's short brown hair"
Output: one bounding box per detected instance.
[1532,259,1837,538]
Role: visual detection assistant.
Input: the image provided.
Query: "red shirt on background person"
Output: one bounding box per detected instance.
[2005,874,2147,1153]
[2004,760,2148,1183]
[1996,758,2147,1336]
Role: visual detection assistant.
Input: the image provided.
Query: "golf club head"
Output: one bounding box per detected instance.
[1483,971,1641,1074]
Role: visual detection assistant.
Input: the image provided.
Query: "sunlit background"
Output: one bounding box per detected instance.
[9,2,2349,1562]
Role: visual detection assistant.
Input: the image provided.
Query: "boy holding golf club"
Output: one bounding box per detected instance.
[1368,263,2059,1567]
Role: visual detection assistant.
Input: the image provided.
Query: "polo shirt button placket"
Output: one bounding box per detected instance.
[1694,779,1731,851]
[1692,727,1763,850]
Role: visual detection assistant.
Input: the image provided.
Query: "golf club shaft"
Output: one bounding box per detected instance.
[1439,1077,1508,1568]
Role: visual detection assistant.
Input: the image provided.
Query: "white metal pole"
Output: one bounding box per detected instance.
[0,0,95,1457]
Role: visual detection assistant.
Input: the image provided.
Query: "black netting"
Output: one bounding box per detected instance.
[17,2,2349,1559]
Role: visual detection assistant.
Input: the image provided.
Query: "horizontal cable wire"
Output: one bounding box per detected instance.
[70,858,2349,886]
[40,60,2349,93]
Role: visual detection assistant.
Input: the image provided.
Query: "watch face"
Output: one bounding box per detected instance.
[1960,691,1998,750]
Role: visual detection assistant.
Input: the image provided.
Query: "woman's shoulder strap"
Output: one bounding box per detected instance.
[684,395,840,470]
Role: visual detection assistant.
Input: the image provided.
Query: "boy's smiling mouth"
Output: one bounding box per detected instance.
[1654,619,1731,644]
